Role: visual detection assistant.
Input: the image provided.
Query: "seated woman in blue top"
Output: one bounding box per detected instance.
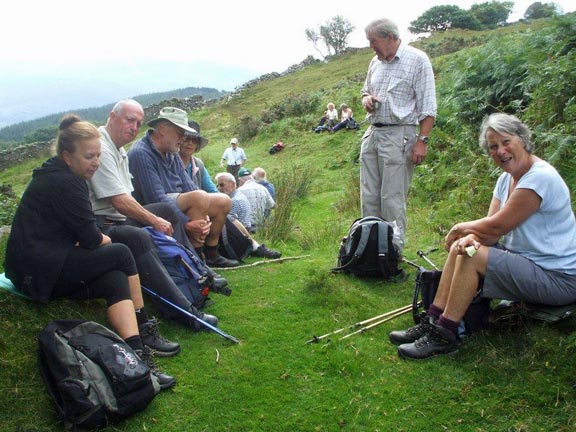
[4,115,177,389]
[178,120,218,193]
[389,113,576,360]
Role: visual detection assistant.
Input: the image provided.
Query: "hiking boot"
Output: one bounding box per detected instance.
[135,346,176,391]
[188,305,219,331]
[397,322,460,360]
[205,254,240,268]
[389,313,435,345]
[205,272,232,296]
[251,244,282,259]
[139,317,180,358]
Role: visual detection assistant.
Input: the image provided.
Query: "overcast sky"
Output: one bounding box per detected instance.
[3,0,573,76]
[0,0,573,127]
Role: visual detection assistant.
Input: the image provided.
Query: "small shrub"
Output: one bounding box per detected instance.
[258,165,314,243]
[235,115,261,143]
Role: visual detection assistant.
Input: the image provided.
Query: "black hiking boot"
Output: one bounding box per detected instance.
[251,244,282,259]
[397,322,460,360]
[135,346,176,391]
[139,317,180,357]
[188,305,219,331]
[389,313,435,345]
[205,254,240,268]
[205,270,232,296]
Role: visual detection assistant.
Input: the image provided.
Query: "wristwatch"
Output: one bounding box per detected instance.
[417,135,429,144]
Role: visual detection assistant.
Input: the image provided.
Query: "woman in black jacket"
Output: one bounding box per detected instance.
[4,115,177,389]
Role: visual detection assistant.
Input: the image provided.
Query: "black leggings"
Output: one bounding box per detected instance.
[51,243,137,307]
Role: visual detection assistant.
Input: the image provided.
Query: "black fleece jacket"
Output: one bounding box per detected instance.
[4,157,102,302]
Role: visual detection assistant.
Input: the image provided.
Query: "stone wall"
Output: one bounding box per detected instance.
[0,141,54,171]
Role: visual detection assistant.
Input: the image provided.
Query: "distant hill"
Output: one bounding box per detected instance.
[0,87,227,145]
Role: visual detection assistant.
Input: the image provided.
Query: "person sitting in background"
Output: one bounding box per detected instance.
[178,120,218,193]
[389,113,576,360]
[252,167,275,200]
[215,172,281,259]
[3,115,177,390]
[87,99,219,330]
[315,102,338,129]
[331,103,354,132]
[128,107,239,268]
[238,167,276,231]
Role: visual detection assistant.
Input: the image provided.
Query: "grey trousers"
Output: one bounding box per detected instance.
[359,125,417,253]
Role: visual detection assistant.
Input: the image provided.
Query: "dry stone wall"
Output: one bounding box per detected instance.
[0,141,54,171]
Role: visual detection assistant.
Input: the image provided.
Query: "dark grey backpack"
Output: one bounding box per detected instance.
[38,320,160,430]
[332,216,402,280]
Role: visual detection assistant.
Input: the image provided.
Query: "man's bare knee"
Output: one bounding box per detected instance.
[176,190,209,214]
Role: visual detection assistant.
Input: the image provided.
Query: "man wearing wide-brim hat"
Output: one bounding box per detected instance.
[128,107,240,268]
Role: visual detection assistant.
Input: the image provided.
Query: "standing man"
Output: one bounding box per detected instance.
[220,138,247,184]
[360,18,437,254]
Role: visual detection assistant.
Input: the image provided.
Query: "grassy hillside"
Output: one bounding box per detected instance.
[1,15,576,431]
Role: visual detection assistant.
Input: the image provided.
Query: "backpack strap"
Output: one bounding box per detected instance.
[376,222,391,276]
[331,222,373,272]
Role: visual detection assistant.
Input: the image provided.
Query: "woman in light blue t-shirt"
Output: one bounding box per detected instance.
[389,113,576,360]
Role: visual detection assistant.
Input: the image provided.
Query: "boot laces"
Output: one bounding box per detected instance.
[146,319,169,343]
[139,346,165,375]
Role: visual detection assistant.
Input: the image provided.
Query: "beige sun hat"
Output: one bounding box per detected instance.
[147,107,197,134]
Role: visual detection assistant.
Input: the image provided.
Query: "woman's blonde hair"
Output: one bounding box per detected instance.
[56,114,100,157]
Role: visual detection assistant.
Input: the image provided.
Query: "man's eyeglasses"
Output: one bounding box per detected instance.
[217,183,226,187]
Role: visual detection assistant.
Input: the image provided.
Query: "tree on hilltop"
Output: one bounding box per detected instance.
[470,1,514,29]
[409,5,481,33]
[524,2,561,19]
[409,1,514,34]
[305,15,355,57]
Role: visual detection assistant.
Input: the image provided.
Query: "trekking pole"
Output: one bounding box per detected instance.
[339,306,413,340]
[306,304,412,344]
[402,257,422,270]
[417,249,440,271]
[141,286,240,344]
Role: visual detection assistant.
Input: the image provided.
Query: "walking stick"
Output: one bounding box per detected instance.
[306,303,412,344]
[339,306,413,340]
[417,249,440,271]
[142,286,240,344]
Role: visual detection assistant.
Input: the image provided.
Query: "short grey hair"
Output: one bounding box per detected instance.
[365,18,400,39]
[252,167,266,180]
[215,172,236,184]
[479,113,534,153]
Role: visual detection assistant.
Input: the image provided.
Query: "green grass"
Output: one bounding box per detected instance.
[2,208,576,431]
[2,16,576,431]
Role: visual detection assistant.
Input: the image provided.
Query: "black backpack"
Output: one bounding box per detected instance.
[38,320,160,430]
[219,217,253,262]
[332,216,402,280]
